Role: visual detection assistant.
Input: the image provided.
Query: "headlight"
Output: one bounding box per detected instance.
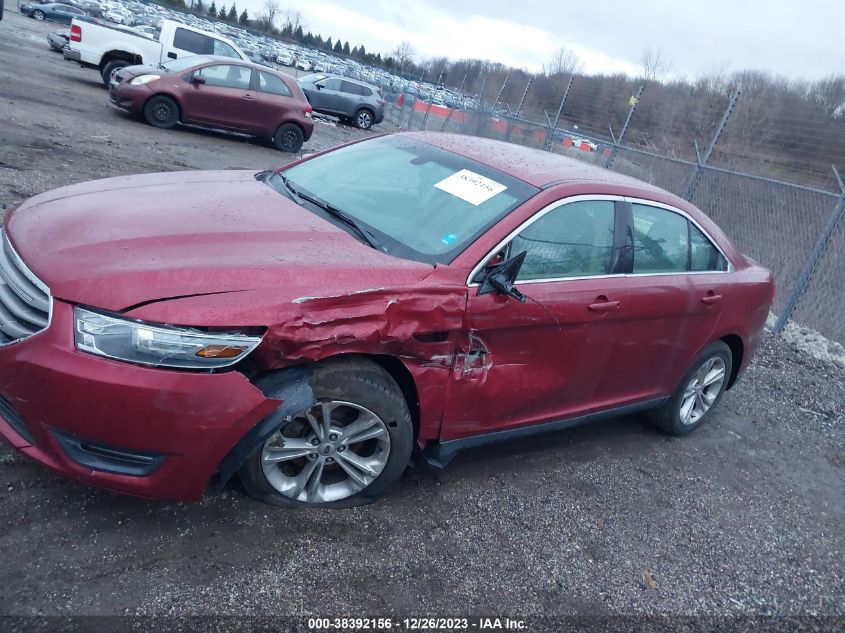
[129,74,160,85]
[74,307,262,369]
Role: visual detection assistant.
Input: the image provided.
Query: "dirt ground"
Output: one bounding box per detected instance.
[0,10,843,624]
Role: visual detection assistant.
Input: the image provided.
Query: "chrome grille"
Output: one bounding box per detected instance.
[0,229,51,346]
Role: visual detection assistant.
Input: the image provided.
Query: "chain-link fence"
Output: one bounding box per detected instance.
[382,75,845,347]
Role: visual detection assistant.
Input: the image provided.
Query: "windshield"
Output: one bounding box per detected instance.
[267,136,538,264]
[160,55,213,72]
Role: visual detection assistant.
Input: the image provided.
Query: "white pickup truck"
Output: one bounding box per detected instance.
[64,18,248,86]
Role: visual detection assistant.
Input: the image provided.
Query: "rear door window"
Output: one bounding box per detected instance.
[631,204,728,273]
[258,71,293,97]
[341,80,364,95]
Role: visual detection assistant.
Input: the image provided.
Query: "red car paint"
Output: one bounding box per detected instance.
[109,57,314,142]
[0,133,774,501]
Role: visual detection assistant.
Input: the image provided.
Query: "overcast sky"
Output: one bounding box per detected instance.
[238,0,843,80]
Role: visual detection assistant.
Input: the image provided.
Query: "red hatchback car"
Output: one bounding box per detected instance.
[109,55,314,152]
[0,133,773,507]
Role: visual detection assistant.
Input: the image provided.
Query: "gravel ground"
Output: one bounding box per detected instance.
[0,10,843,625]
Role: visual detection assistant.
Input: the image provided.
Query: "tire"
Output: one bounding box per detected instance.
[101,59,129,87]
[647,341,732,436]
[239,357,414,508]
[353,108,374,130]
[32,9,45,20]
[273,122,304,153]
[143,95,179,129]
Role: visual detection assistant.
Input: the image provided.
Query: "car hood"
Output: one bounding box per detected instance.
[6,170,433,312]
[119,63,165,78]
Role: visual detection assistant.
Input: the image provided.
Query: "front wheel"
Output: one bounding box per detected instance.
[239,358,413,507]
[143,95,179,129]
[648,341,732,436]
[32,9,45,19]
[273,122,304,152]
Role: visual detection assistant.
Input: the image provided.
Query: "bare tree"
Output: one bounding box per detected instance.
[812,74,845,119]
[640,46,672,82]
[543,46,583,76]
[258,0,279,31]
[282,9,303,33]
[392,41,416,73]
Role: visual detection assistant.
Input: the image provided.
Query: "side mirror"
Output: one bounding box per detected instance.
[192,74,206,85]
[478,251,528,303]
[315,83,324,90]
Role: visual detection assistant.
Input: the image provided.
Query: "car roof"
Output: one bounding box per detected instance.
[312,73,378,90]
[404,132,671,194]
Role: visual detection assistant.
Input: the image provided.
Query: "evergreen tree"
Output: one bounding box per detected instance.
[226,3,236,20]
[195,0,204,14]
[324,37,332,51]
[333,40,342,54]
[358,44,366,59]
[293,25,304,40]
[342,41,350,55]
[314,34,323,48]
[206,0,216,17]
[351,46,359,58]
[217,3,226,18]
[238,8,248,24]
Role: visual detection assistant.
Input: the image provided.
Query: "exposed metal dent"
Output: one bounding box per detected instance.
[212,365,315,491]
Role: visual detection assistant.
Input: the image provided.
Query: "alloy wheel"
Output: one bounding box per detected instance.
[356,111,372,129]
[679,357,726,425]
[260,400,391,503]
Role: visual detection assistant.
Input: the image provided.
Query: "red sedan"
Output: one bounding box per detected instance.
[0,133,773,507]
[109,55,314,152]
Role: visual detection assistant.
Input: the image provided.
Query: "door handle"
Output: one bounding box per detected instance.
[588,300,620,312]
[701,294,723,305]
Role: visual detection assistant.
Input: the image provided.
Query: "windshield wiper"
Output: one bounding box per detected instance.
[278,175,385,252]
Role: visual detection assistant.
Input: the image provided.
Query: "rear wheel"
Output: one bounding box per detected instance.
[273,122,304,152]
[648,341,732,436]
[101,59,129,87]
[239,358,413,507]
[354,108,374,130]
[143,95,179,129]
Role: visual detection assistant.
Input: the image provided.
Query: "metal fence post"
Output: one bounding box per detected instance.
[605,85,644,169]
[504,76,532,143]
[543,75,573,151]
[773,166,845,334]
[441,73,467,133]
[683,86,741,200]
[420,95,434,130]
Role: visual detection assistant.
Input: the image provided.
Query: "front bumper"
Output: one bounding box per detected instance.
[0,300,278,501]
[109,79,147,112]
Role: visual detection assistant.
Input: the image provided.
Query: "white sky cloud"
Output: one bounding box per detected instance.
[236,0,844,80]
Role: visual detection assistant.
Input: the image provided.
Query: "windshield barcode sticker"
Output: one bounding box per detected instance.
[434,169,508,206]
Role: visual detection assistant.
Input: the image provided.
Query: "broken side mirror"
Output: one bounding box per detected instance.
[192,74,206,85]
[478,251,528,303]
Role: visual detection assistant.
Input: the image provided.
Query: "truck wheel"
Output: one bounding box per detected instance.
[273,122,304,153]
[238,358,414,507]
[101,59,129,87]
[143,95,179,129]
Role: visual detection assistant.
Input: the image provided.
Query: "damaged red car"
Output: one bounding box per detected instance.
[0,132,774,507]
